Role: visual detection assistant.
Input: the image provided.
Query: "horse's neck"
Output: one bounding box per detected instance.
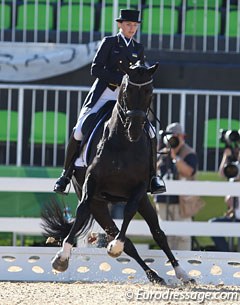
[107,103,127,142]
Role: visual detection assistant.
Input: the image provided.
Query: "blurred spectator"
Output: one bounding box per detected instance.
[209,147,240,251]
[154,122,198,250]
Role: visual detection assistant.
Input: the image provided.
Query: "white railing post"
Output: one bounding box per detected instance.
[0,1,239,53]
[17,88,24,167]
[112,0,118,36]
[180,92,186,131]
[1,84,240,169]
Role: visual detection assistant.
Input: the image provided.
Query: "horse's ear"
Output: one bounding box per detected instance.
[148,62,159,75]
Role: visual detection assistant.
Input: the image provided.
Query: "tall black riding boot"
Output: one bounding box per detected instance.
[149,137,166,194]
[54,133,81,194]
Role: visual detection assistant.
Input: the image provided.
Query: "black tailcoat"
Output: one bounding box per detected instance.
[82,33,145,108]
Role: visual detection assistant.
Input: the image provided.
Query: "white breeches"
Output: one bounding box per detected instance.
[73,87,120,141]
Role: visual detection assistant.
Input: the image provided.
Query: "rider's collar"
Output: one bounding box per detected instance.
[119,32,132,47]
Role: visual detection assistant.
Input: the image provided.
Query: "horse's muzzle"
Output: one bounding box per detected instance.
[127,121,145,142]
[125,109,146,142]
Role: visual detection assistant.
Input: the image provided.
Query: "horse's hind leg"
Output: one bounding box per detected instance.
[51,198,91,272]
[52,176,95,272]
[64,174,96,243]
[92,201,166,285]
[123,238,166,284]
[138,194,194,283]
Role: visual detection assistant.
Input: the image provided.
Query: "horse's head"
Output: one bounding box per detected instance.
[118,60,159,142]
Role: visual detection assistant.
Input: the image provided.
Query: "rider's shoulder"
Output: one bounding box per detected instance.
[132,37,142,45]
[102,35,118,43]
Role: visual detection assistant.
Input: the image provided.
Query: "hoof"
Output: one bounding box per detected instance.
[174,265,194,284]
[107,239,124,258]
[146,270,166,285]
[52,254,69,272]
[185,278,196,285]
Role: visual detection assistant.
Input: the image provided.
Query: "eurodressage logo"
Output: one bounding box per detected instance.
[125,289,240,303]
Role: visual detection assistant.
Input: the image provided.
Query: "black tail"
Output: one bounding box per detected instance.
[41,199,74,243]
[41,198,94,244]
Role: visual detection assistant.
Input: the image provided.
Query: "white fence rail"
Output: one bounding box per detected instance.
[0,0,239,53]
[1,217,240,246]
[0,178,240,246]
[1,84,240,171]
[1,178,240,196]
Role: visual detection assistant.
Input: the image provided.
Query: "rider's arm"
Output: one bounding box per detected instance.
[91,37,124,85]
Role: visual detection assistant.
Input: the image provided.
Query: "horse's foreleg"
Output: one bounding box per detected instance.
[116,183,146,242]
[106,183,146,257]
[138,195,194,284]
[90,201,124,256]
[92,203,165,284]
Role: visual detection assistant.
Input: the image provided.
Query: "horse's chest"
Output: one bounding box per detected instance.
[109,158,127,172]
[93,138,149,181]
[104,150,147,175]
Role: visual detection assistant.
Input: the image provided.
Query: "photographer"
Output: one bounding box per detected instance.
[209,131,240,251]
[154,122,198,250]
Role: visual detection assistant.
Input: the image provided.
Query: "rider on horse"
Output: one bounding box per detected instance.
[54,9,166,195]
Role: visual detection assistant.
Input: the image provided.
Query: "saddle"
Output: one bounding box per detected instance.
[75,101,115,167]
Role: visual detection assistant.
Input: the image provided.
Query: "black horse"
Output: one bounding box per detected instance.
[42,61,193,285]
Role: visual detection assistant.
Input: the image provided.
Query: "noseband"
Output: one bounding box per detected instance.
[118,76,153,125]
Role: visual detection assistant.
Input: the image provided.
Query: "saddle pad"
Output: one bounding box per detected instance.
[74,111,110,167]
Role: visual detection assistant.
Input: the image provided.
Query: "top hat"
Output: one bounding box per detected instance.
[116,9,141,23]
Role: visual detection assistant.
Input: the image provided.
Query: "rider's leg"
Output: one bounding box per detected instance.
[54,131,81,194]
[149,136,166,194]
[54,105,88,194]
[54,91,117,194]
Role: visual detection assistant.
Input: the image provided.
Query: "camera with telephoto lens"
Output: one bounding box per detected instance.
[219,129,240,179]
[159,130,180,148]
[219,129,240,147]
[223,159,240,179]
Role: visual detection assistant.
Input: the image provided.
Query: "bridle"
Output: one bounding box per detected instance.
[127,78,153,88]
[117,75,153,126]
